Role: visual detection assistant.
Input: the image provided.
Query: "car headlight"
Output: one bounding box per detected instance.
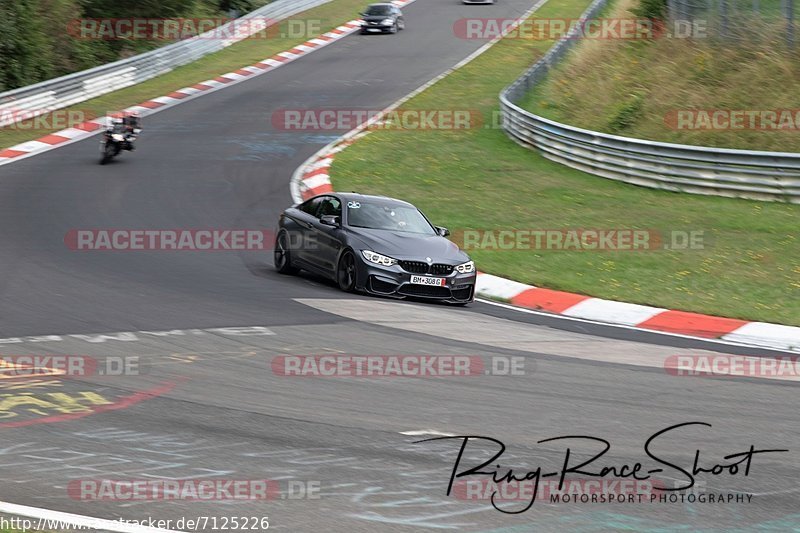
[381,18,393,24]
[455,260,475,274]
[362,250,397,266]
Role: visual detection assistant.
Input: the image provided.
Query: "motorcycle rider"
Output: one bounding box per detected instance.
[106,112,142,151]
[100,112,143,164]
[121,112,142,150]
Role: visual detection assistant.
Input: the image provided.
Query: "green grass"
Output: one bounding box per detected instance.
[330,0,800,325]
[519,0,800,151]
[0,0,366,150]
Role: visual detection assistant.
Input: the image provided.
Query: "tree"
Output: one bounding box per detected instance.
[0,0,52,90]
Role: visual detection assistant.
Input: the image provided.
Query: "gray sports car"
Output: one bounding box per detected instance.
[274,193,476,304]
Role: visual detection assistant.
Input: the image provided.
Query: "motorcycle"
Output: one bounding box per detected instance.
[99,118,141,165]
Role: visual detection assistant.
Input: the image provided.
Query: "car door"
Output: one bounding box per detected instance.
[308,196,345,274]
[287,197,322,265]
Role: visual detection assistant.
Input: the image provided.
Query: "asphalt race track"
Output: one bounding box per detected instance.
[0,0,798,531]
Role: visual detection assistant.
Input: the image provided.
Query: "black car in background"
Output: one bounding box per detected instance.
[360,3,405,34]
[275,193,476,304]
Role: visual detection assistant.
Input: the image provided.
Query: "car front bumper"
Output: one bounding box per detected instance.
[356,260,476,303]
[361,22,394,31]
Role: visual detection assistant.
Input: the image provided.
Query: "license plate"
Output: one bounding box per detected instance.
[367,28,380,31]
[410,275,446,286]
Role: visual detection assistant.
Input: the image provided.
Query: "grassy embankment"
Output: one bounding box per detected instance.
[520,0,800,151]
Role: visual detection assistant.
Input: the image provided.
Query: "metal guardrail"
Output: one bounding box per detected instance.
[0,0,331,127]
[499,0,800,203]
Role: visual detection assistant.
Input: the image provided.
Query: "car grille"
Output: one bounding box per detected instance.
[399,261,454,275]
[399,285,451,298]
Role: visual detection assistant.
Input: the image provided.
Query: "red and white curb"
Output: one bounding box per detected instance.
[291,132,365,200]
[0,0,413,167]
[476,273,799,352]
[289,2,800,355]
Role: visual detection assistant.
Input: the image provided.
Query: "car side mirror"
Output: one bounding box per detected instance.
[436,226,450,237]
[320,215,341,227]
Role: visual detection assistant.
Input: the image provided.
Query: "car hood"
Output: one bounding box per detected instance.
[363,14,394,21]
[347,227,469,263]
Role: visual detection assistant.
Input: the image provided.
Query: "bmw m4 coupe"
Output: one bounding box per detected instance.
[274,193,476,304]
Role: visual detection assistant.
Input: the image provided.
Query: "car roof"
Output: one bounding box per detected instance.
[310,192,415,208]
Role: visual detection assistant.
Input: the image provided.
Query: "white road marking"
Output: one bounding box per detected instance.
[399,430,456,437]
[0,500,182,533]
[0,326,274,345]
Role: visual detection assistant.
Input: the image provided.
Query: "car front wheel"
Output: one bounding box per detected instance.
[337,251,357,292]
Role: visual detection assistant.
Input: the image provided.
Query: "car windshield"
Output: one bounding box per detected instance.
[347,200,436,234]
[365,5,392,15]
